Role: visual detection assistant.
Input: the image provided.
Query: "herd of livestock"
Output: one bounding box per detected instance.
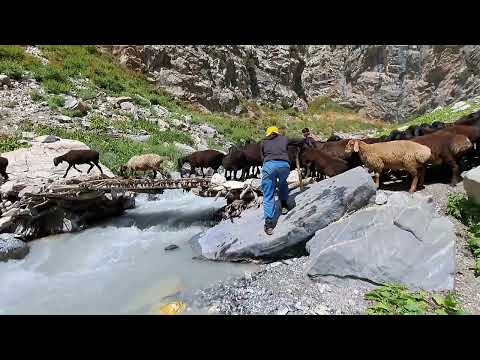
[1,109,480,194]
[176,109,480,193]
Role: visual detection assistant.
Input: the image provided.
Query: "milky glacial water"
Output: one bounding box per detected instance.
[0,190,257,314]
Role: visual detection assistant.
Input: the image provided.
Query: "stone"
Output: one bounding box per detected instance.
[276,307,290,315]
[64,95,79,109]
[198,124,217,138]
[462,165,480,205]
[164,244,179,251]
[0,74,11,87]
[211,173,227,186]
[286,169,300,184]
[452,101,471,112]
[120,101,135,111]
[293,98,308,113]
[22,131,35,140]
[55,115,72,123]
[191,167,376,262]
[223,181,246,191]
[375,191,388,205]
[175,142,196,155]
[125,134,151,143]
[306,192,456,291]
[0,233,29,262]
[41,135,60,143]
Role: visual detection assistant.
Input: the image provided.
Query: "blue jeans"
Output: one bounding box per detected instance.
[261,160,290,222]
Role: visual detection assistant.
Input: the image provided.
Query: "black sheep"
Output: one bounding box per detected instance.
[0,156,9,181]
[53,149,103,178]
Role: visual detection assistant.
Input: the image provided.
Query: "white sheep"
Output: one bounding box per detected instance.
[345,139,431,193]
[120,154,170,179]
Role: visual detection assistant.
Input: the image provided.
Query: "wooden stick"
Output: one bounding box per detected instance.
[296,148,303,190]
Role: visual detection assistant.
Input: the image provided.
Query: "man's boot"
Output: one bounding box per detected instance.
[281,200,289,215]
[264,219,274,236]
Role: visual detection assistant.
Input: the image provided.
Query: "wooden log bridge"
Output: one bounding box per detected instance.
[78,177,211,192]
[21,177,213,201]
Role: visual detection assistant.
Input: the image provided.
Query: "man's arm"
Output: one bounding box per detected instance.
[260,141,264,162]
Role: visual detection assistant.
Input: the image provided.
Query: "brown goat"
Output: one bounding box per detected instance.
[0,156,8,181]
[53,150,103,178]
[177,150,225,178]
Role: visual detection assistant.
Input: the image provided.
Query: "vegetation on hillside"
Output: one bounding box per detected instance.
[380,99,480,136]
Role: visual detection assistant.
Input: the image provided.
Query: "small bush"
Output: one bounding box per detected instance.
[76,88,97,100]
[30,90,47,102]
[47,95,65,109]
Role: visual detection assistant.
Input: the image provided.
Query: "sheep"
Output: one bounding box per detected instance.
[327,134,342,142]
[412,132,472,185]
[0,156,8,181]
[177,150,225,178]
[120,154,170,179]
[345,139,431,193]
[301,148,349,179]
[53,149,103,178]
[222,149,249,180]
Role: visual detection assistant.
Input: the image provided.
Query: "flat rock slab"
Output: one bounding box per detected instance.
[191,167,376,262]
[306,191,456,291]
[0,233,29,262]
[1,136,114,188]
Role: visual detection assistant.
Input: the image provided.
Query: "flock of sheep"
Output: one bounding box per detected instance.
[1,109,479,195]
[175,109,480,193]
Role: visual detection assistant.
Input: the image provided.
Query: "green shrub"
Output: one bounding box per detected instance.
[30,90,47,102]
[47,95,65,109]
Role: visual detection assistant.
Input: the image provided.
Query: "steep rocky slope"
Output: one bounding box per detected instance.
[100,45,480,122]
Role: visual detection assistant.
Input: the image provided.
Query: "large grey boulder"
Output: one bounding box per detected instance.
[191,167,376,262]
[306,191,456,291]
[462,165,480,205]
[0,233,29,262]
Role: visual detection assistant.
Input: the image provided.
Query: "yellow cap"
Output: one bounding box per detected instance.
[265,126,279,137]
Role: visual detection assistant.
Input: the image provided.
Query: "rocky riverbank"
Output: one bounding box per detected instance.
[187,179,479,315]
[0,134,135,262]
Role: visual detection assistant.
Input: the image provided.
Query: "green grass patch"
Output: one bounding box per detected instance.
[29,124,185,174]
[308,96,352,114]
[47,95,65,110]
[447,192,480,276]
[0,134,27,152]
[379,99,480,136]
[30,90,47,102]
[365,284,467,315]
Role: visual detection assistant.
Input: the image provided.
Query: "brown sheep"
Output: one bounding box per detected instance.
[301,148,350,179]
[53,150,103,178]
[177,150,225,178]
[412,132,472,185]
[345,139,431,193]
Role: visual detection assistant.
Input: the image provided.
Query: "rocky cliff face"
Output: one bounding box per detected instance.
[100,45,480,122]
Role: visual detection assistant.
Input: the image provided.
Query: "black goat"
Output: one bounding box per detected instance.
[53,150,103,178]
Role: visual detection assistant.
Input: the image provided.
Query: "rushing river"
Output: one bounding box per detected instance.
[0,190,257,315]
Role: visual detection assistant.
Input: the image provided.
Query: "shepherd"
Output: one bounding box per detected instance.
[261,126,304,235]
